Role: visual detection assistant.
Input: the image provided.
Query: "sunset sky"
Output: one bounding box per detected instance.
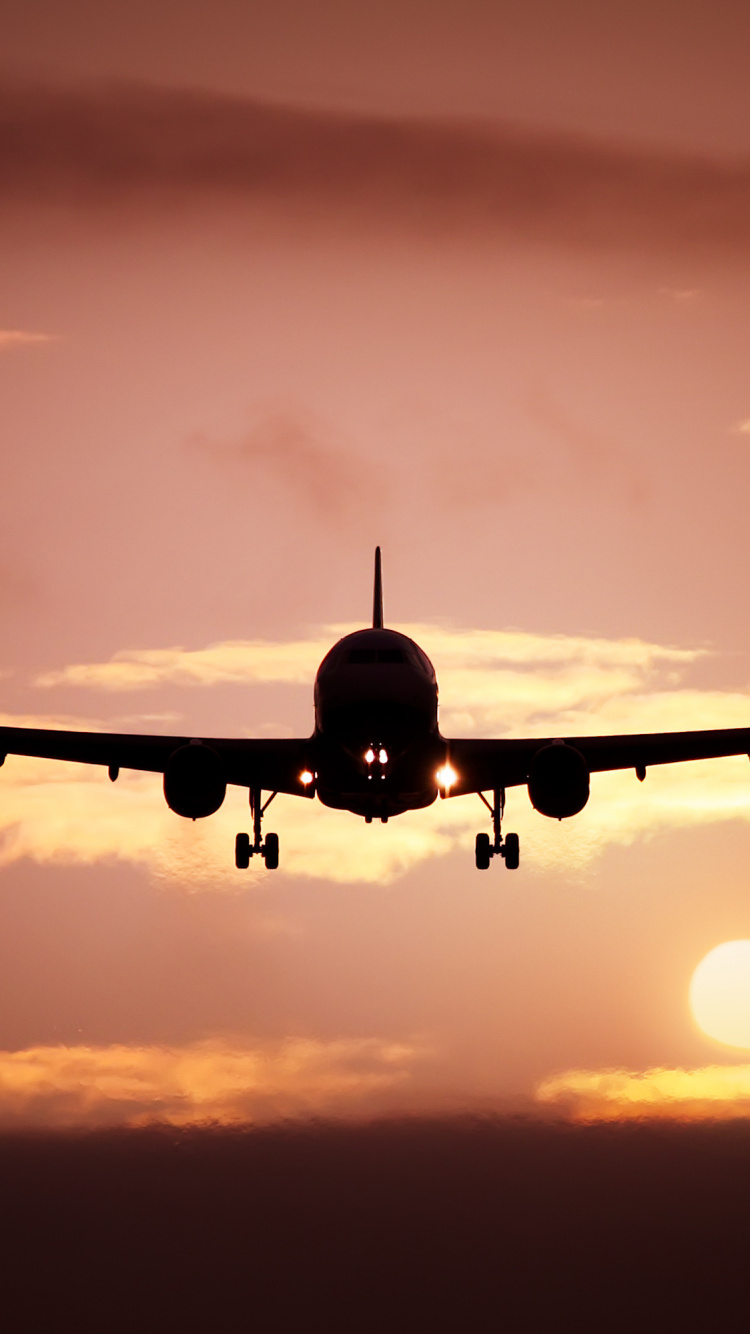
[3,0,750,1127]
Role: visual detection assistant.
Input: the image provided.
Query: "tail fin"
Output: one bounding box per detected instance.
[372,547,384,629]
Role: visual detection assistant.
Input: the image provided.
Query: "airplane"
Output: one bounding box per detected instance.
[1,547,750,872]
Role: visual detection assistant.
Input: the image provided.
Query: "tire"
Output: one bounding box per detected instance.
[504,833,520,870]
[264,832,279,870]
[475,832,491,870]
[235,832,251,870]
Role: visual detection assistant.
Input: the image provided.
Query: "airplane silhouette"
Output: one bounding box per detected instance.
[1,547,749,871]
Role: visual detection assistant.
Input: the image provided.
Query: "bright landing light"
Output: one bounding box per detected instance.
[690,940,750,1048]
[436,764,457,790]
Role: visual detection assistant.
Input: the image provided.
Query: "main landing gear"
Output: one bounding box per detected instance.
[236,788,279,870]
[475,788,520,871]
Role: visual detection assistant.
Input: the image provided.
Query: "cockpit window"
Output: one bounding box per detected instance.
[348,648,406,664]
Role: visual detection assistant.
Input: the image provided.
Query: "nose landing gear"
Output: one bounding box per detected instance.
[236,788,279,870]
[475,789,519,870]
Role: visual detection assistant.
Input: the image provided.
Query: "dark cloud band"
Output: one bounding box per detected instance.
[2,77,750,251]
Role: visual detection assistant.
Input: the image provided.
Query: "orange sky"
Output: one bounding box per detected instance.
[2,0,750,1127]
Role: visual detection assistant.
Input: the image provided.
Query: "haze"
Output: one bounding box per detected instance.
[2,0,750,1127]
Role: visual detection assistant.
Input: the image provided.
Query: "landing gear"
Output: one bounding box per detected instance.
[235,788,279,870]
[235,832,251,869]
[263,832,279,870]
[475,832,492,870]
[503,832,520,871]
[474,789,520,871]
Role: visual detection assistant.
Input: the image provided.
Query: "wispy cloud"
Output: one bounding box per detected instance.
[658,287,702,301]
[34,619,713,747]
[537,1065,750,1121]
[0,329,56,348]
[0,1036,426,1129]
[0,726,749,885]
[35,636,332,690]
[4,77,750,254]
[0,748,457,886]
[5,624,750,884]
[525,388,648,506]
[36,622,699,710]
[190,413,384,520]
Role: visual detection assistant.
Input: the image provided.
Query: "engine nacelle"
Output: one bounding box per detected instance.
[163,743,226,819]
[527,743,590,819]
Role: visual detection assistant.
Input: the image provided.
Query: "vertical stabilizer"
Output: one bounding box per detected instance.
[372,547,384,629]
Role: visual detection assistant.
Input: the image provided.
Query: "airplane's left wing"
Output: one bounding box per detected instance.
[444,725,750,796]
[0,725,315,797]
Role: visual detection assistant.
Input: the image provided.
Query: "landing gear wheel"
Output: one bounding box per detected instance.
[263,832,279,870]
[504,832,520,870]
[235,832,251,870]
[475,832,491,870]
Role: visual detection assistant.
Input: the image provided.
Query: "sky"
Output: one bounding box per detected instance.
[3,0,750,1127]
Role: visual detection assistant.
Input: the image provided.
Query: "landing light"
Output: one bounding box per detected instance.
[364,748,376,764]
[300,770,314,786]
[378,748,388,765]
[436,764,457,791]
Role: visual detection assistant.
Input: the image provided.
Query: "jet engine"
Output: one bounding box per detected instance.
[163,743,226,819]
[527,743,590,819]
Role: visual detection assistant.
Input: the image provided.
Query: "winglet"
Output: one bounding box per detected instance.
[372,547,384,629]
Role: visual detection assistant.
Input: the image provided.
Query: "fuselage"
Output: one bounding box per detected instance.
[312,627,443,820]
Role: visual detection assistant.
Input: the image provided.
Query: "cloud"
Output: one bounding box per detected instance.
[0,702,457,884]
[0,329,55,348]
[6,623,750,884]
[525,388,648,506]
[0,748,461,886]
[0,733,749,888]
[3,739,749,886]
[0,1036,427,1129]
[190,413,384,520]
[36,621,699,702]
[4,76,750,254]
[35,636,332,690]
[536,1065,750,1121]
[658,287,702,300]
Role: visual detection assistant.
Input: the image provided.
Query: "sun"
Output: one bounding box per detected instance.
[689,941,750,1049]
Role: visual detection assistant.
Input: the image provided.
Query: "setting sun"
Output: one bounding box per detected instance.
[690,941,750,1049]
